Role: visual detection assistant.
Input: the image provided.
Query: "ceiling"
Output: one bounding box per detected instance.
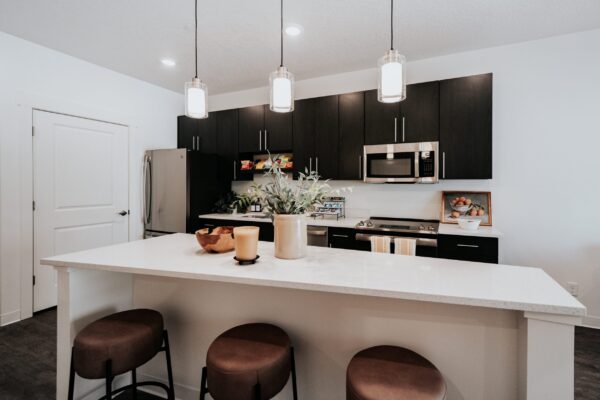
[1,0,600,94]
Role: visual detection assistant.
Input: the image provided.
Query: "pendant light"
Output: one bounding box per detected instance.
[377,0,406,103]
[185,0,208,119]
[269,0,294,113]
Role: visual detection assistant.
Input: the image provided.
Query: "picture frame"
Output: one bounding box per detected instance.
[441,191,492,225]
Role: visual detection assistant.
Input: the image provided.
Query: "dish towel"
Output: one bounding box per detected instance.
[393,237,417,256]
[370,236,391,253]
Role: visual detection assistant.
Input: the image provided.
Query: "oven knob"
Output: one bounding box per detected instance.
[357,221,365,227]
[366,221,373,227]
[419,225,425,231]
[427,226,436,231]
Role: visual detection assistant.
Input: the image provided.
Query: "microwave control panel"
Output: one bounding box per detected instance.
[419,151,436,177]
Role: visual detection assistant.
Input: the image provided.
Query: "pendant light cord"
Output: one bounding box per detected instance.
[390,0,394,50]
[194,0,198,78]
[280,0,284,67]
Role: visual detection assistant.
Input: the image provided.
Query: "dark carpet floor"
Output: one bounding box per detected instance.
[1,309,599,399]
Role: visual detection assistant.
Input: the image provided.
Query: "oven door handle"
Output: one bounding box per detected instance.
[355,233,437,247]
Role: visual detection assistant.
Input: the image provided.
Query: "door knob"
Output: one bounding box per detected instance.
[118,210,129,216]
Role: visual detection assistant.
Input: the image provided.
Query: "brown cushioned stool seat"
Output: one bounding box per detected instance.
[346,345,446,400]
[200,323,298,400]
[73,309,164,378]
[69,309,175,400]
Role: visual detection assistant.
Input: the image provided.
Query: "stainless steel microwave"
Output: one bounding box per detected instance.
[363,142,439,183]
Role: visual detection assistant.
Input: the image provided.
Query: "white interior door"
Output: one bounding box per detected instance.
[33,110,129,312]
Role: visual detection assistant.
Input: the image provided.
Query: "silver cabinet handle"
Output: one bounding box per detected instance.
[204,224,215,227]
[309,157,312,172]
[332,234,349,238]
[143,154,152,225]
[358,156,362,180]
[233,161,237,181]
[192,136,195,151]
[259,130,262,150]
[394,117,398,142]
[442,152,446,179]
[264,130,268,150]
[402,117,406,142]
[316,157,319,175]
[457,244,479,248]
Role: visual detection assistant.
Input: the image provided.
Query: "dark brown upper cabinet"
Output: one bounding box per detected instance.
[314,95,339,179]
[238,105,293,153]
[264,108,293,152]
[291,96,339,180]
[292,98,316,178]
[238,105,265,153]
[440,73,492,179]
[215,109,244,182]
[365,89,400,145]
[338,92,365,180]
[400,81,440,143]
[177,115,216,153]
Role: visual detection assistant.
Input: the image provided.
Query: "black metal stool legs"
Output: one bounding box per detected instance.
[131,369,137,400]
[199,366,208,400]
[105,360,113,400]
[253,382,262,400]
[68,349,75,400]
[291,347,298,400]
[163,330,175,400]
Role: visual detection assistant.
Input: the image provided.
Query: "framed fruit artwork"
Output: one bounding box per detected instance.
[441,191,492,225]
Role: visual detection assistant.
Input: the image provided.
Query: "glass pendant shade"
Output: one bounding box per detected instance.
[269,66,294,113]
[185,77,208,119]
[378,49,406,103]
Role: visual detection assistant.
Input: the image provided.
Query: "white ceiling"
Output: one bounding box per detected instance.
[1,0,600,94]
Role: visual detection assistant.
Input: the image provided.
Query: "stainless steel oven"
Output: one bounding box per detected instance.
[363,141,439,183]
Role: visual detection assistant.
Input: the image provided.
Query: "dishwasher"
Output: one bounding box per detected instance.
[307,225,328,247]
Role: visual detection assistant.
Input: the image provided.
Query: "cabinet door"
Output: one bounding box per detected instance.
[328,228,357,250]
[314,95,339,179]
[177,115,197,150]
[292,98,316,178]
[238,105,265,153]
[438,234,498,264]
[338,92,365,180]
[197,115,217,153]
[264,107,293,152]
[440,74,492,179]
[365,89,400,145]
[400,81,440,143]
[216,109,239,182]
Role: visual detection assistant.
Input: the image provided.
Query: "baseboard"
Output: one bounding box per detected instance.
[581,315,600,329]
[0,309,21,326]
[138,372,203,400]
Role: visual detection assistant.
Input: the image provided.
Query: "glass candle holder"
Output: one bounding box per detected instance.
[233,226,260,261]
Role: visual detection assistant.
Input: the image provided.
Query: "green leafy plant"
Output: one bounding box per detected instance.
[255,156,331,215]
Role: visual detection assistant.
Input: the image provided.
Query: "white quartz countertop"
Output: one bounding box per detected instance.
[199,213,364,229]
[438,223,503,238]
[42,233,584,317]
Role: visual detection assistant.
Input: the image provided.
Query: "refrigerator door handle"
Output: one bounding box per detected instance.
[143,153,152,225]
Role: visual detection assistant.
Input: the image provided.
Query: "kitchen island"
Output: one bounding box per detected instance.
[42,233,585,400]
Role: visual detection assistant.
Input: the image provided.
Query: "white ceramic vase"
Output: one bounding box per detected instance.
[273,214,307,259]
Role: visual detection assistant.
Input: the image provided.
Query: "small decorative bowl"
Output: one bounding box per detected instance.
[457,218,481,231]
[195,226,235,253]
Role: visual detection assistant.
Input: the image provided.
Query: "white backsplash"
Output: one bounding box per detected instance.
[232,179,492,220]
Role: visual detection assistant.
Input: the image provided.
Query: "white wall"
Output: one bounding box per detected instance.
[0,31,182,325]
[221,29,600,325]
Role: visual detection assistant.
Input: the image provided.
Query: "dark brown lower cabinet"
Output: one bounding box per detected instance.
[437,234,498,264]
[327,228,357,250]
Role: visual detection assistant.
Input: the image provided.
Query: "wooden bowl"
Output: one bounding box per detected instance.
[195,226,235,253]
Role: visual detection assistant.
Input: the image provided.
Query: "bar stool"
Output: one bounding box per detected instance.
[199,323,298,400]
[346,345,446,400]
[68,309,175,400]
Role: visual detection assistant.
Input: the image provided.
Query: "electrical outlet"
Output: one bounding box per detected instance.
[566,282,579,297]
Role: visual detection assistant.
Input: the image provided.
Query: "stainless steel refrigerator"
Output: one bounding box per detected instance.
[143,148,226,238]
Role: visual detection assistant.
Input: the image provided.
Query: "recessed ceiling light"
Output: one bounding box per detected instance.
[161,59,176,67]
[284,24,303,37]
